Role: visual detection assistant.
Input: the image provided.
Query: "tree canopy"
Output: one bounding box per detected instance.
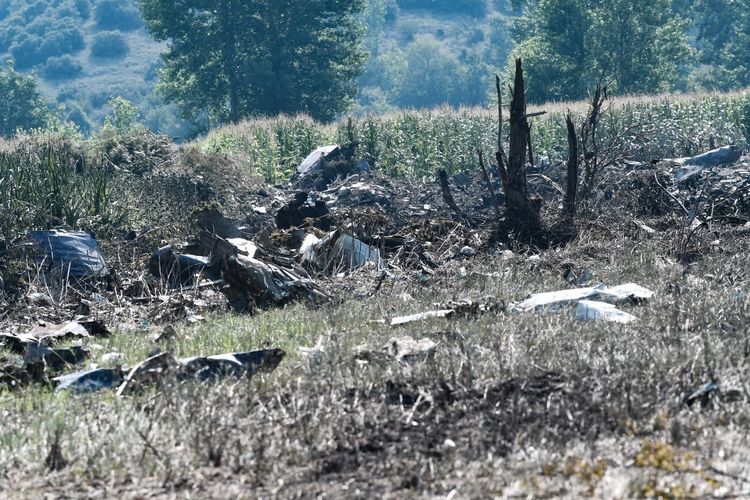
[511,0,692,103]
[0,62,49,137]
[140,0,367,124]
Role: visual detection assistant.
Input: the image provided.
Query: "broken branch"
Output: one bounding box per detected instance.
[478,149,502,219]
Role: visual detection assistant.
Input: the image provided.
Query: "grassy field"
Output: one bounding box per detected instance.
[1,89,750,497]
[2,228,749,497]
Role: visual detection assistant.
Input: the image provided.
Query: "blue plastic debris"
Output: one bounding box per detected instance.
[53,368,123,394]
[28,230,109,278]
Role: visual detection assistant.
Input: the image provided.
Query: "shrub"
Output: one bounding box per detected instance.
[0,24,19,52]
[0,64,50,137]
[39,24,86,55]
[103,96,143,133]
[9,24,85,69]
[42,55,83,80]
[90,32,129,59]
[94,0,142,31]
[9,35,45,69]
[19,0,47,23]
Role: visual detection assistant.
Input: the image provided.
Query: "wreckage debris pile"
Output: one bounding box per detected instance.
[0,142,747,395]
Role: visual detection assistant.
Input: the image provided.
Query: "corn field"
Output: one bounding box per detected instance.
[200,91,750,182]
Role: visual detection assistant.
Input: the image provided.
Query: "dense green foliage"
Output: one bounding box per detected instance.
[357,1,516,112]
[0,63,50,136]
[0,138,115,240]
[510,0,692,103]
[140,0,367,124]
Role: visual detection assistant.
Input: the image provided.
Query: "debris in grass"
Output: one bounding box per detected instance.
[199,232,329,313]
[513,283,655,312]
[153,324,178,343]
[275,191,334,230]
[300,230,385,272]
[1,361,47,390]
[354,336,437,364]
[179,348,286,381]
[0,332,42,354]
[54,368,124,394]
[293,144,368,190]
[299,335,327,369]
[27,321,91,342]
[115,351,181,396]
[28,230,110,278]
[660,145,743,182]
[149,245,212,286]
[380,309,455,326]
[575,300,637,324]
[682,380,718,408]
[113,348,286,395]
[377,299,505,326]
[100,352,124,364]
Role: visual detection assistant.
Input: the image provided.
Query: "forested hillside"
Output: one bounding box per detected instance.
[0,0,189,136]
[0,0,748,136]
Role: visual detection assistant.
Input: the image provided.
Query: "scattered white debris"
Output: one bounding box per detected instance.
[576,300,637,324]
[513,283,654,312]
[381,309,455,326]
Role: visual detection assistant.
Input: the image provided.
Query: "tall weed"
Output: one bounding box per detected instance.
[0,135,121,240]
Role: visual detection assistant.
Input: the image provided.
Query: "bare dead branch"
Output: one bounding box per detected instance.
[478,149,502,219]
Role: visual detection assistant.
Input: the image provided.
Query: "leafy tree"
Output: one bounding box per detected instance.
[0,63,50,137]
[140,0,367,124]
[686,0,750,89]
[717,0,750,88]
[394,36,466,108]
[63,101,92,134]
[103,96,144,133]
[9,21,85,69]
[511,0,692,102]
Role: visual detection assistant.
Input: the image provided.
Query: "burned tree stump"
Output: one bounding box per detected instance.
[497,59,543,240]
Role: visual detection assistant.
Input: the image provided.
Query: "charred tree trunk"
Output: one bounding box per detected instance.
[437,169,473,227]
[497,59,543,237]
[564,113,578,218]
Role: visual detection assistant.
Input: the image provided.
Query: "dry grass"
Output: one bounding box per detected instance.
[1,225,749,498]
